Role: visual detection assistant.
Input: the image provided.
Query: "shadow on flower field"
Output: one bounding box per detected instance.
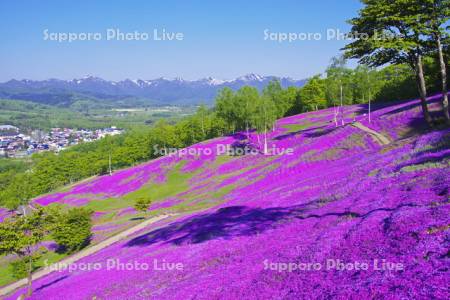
[34,276,69,292]
[125,202,419,248]
[274,124,332,140]
[126,205,292,246]
[355,95,446,139]
[395,130,450,171]
[303,126,338,138]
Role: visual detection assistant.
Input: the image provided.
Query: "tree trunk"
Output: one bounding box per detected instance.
[333,104,338,127]
[413,55,433,125]
[256,133,261,149]
[436,34,449,124]
[263,128,268,155]
[27,258,32,297]
[26,251,33,297]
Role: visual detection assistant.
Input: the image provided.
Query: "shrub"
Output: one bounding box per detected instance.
[52,207,93,253]
[134,197,152,214]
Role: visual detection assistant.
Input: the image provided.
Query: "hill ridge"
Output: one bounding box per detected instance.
[3,96,450,299]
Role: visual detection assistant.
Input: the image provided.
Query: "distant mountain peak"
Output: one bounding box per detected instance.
[237,73,264,82]
[69,75,106,85]
[199,77,226,85]
[0,74,307,105]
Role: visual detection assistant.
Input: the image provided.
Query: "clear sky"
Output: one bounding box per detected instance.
[0,0,362,81]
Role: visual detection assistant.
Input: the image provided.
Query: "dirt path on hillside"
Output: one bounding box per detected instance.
[351,122,391,145]
[0,214,177,298]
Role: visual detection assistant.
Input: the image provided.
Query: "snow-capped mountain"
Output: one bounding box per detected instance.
[236,73,265,82]
[0,74,307,106]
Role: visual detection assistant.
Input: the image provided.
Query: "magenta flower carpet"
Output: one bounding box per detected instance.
[4,97,450,299]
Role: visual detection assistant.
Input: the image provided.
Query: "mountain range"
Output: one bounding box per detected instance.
[0,74,307,107]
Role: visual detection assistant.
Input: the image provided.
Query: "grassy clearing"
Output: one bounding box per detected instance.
[0,262,15,287]
[400,161,450,173]
[0,248,67,287]
[84,161,194,212]
[282,122,321,134]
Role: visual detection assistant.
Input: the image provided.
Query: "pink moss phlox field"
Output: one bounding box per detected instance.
[116,207,137,217]
[33,155,178,207]
[92,211,106,220]
[5,95,450,299]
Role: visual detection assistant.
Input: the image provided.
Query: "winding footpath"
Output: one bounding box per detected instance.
[0,213,177,298]
[351,121,391,145]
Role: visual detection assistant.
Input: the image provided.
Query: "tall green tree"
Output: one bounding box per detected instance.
[215,87,239,133]
[261,80,302,118]
[263,80,283,118]
[251,95,277,154]
[196,104,209,139]
[325,55,353,125]
[236,86,259,136]
[51,207,93,253]
[0,207,52,297]
[344,0,433,125]
[149,120,182,156]
[418,0,450,123]
[282,86,302,116]
[353,65,380,122]
[375,64,418,101]
[298,75,327,112]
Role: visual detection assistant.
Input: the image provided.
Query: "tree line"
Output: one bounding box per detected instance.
[0,50,448,210]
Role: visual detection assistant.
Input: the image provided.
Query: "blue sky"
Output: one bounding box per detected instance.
[0,0,362,81]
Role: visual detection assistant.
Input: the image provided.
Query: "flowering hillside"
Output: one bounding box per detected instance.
[5,97,450,299]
